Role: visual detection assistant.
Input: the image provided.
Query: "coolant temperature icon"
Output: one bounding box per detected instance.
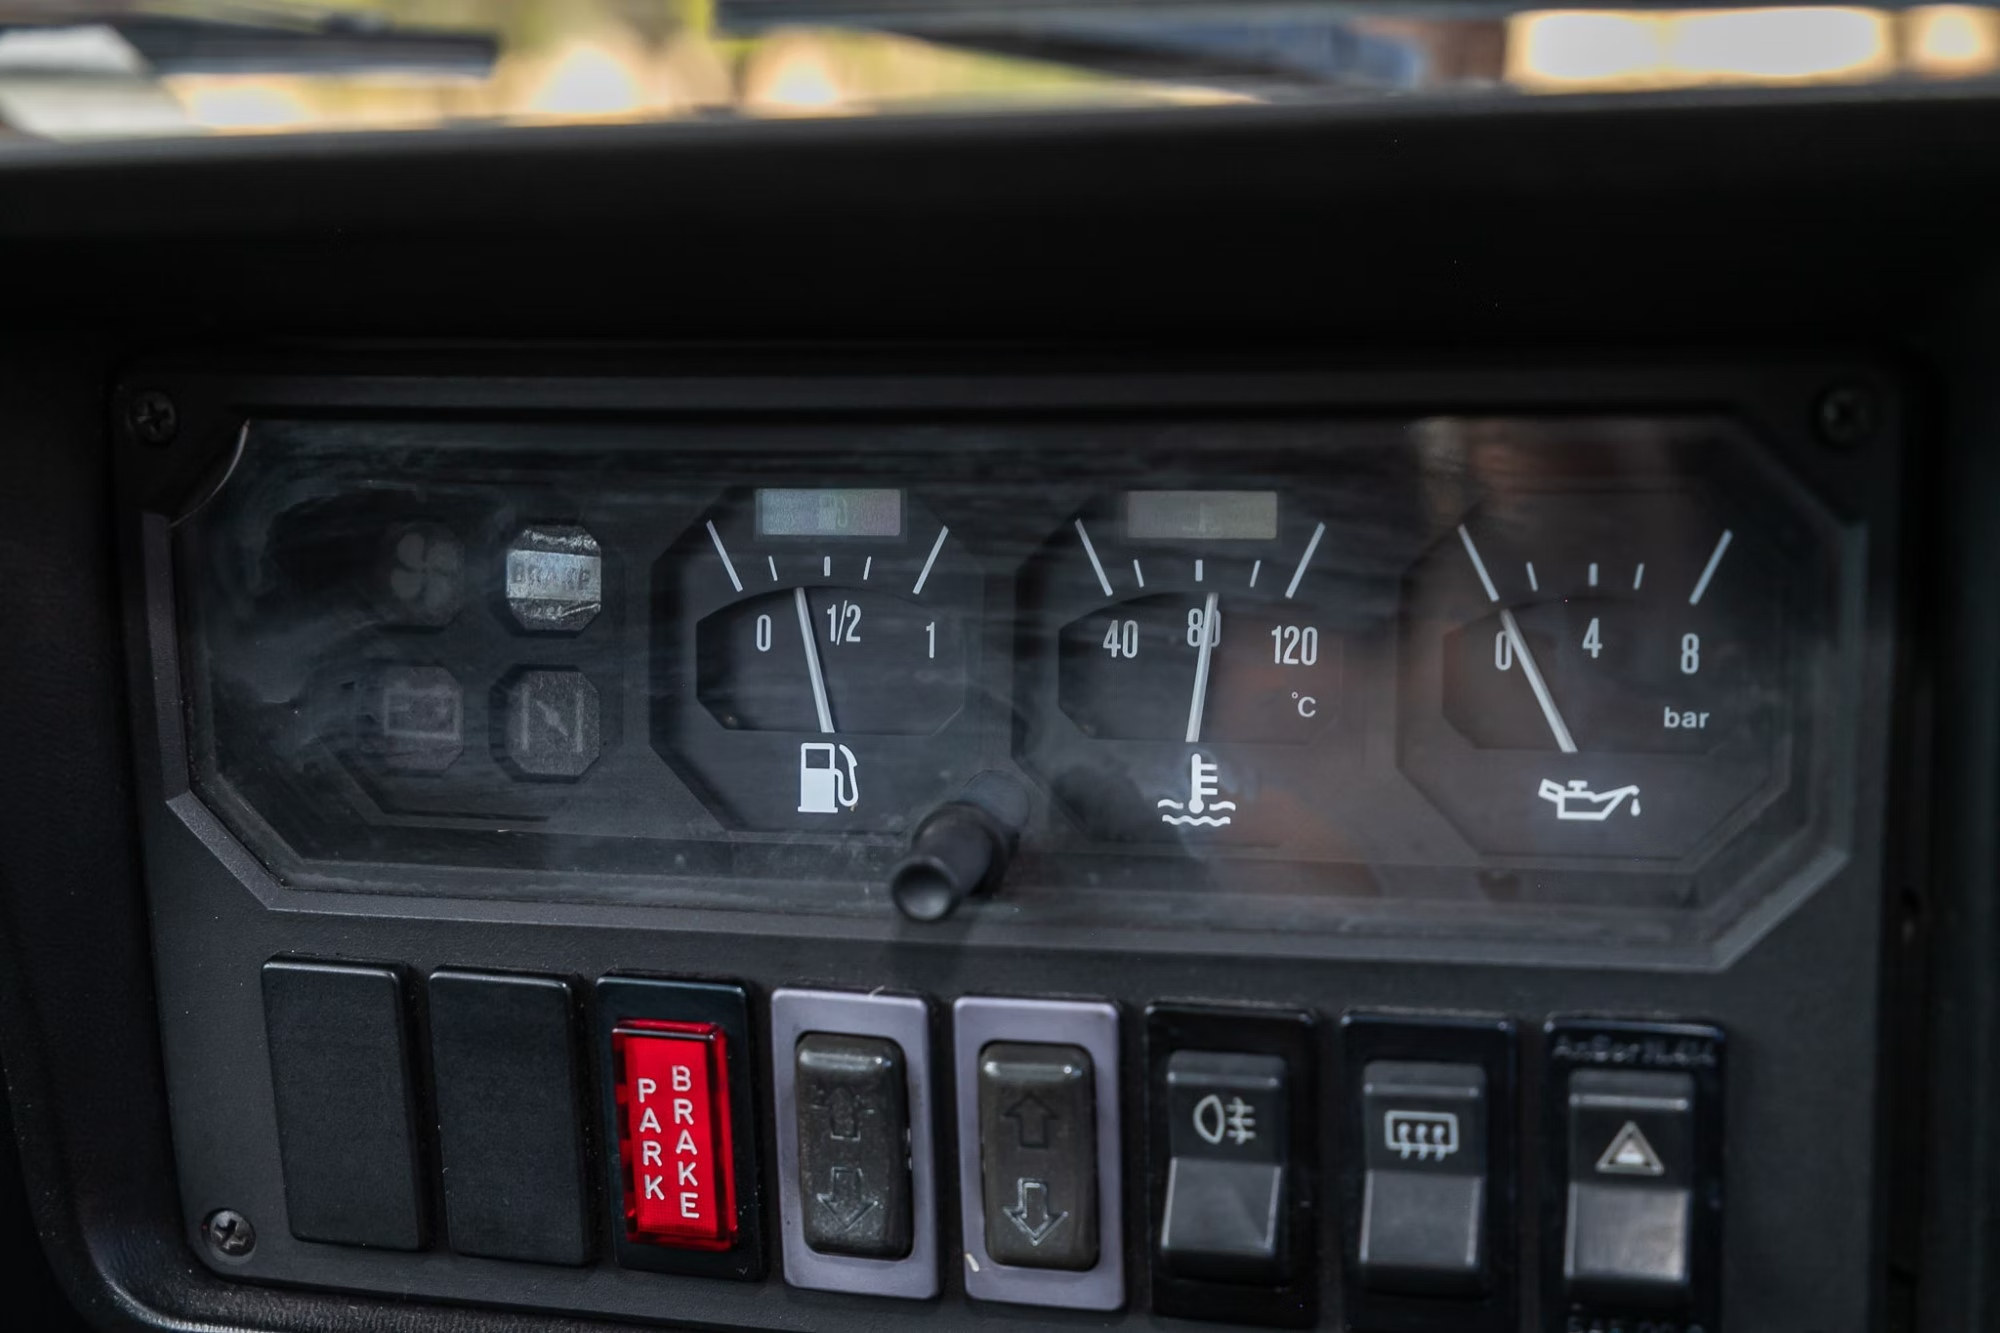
[1158,752,1238,828]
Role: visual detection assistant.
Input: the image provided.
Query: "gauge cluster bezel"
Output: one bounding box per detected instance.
[139,362,1888,967]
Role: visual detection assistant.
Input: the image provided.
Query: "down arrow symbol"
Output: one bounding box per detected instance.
[1002,1178,1068,1246]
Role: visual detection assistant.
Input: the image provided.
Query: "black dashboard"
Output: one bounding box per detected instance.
[0,70,1994,1333]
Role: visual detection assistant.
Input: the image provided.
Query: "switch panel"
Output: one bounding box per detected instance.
[1341,1015,1516,1333]
[1145,1005,1317,1329]
[595,976,763,1281]
[953,997,1123,1311]
[769,988,939,1300]
[262,960,428,1251]
[1544,1019,1724,1333]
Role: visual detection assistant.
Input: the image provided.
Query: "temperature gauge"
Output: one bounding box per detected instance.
[1015,490,1347,846]
[653,489,978,832]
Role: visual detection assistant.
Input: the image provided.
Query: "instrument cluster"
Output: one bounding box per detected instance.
[176,414,1852,948]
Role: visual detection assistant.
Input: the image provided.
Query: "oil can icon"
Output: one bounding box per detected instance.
[798,743,860,814]
[1537,778,1641,821]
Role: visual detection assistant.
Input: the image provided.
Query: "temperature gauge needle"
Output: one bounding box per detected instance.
[1458,525,1578,755]
[1185,591,1219,744]
[794,586,835,734]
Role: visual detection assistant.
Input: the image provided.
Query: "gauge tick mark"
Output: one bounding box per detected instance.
[1458,524,1501,603]
[1075,519,1114,597]
[913,525,949,596]
[1285,523,1326,600]
[706,521,744,594]
[1690,530,1733,605]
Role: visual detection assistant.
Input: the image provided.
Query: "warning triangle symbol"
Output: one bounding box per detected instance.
[1595,1121,1666,1177]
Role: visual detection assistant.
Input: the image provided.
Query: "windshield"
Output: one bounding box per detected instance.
[0,1,1994,143]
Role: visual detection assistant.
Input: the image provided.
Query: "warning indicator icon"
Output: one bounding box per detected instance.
[1595,1121,1666,1177]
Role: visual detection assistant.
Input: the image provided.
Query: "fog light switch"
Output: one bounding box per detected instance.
[1159,1050,1290,1285]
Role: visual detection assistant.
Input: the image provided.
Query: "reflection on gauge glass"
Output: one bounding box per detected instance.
[1398,489,1795,861]
[653,487,978,832]
[1015,489,1351,847]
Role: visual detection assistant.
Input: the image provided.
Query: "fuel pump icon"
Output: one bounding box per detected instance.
[797,743,860,814]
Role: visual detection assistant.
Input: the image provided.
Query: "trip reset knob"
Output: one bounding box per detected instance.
[890,774,1027,922]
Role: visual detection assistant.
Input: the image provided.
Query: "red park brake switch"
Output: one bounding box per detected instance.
[612,1021,738,1250]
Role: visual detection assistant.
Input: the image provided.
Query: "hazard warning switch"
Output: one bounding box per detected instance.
[1562,1068,1695,1307]
[613,1021,738,1250]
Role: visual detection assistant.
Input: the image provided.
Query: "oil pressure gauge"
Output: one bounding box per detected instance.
[1398,488,1798,862]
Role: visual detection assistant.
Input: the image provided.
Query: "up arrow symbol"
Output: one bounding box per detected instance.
[1003,1095,1056,1149]
[1002,1178,1068,1246]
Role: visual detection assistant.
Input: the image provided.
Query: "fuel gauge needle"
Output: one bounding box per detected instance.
[1458,524,1578,754]
[1185,591,1220,744]
[795,586,835,734]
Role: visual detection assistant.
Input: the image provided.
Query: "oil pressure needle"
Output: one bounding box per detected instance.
[1185,591,1220,745]
[1457,524,1578,755]
[795,586,835,734]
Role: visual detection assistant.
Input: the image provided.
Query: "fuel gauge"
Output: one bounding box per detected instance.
[653,488,980,832]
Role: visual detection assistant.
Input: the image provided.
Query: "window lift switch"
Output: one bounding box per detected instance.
[977,1041,1099,1271]
[1357,1061,1489,1297]
[795,1033,913,1260]
[1158,1050,1290,1285]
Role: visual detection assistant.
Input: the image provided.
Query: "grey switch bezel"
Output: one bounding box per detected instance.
[770,989,939,1300]
[953,996,1124,1311]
